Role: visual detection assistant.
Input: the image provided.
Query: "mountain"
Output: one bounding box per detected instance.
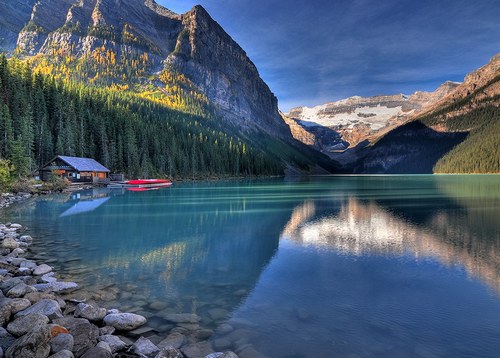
[284,81,460,165]
[285,54,499,173]
[0,0,338,175]
[355,54,500,173]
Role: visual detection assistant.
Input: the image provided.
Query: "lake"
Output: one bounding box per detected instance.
[3,175,500,357]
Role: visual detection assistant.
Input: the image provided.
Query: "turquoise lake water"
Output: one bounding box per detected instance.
[3,175,500,357]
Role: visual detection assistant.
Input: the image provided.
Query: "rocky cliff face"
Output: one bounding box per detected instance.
[284,81,460,166]
[165,5,290,136]
[0,0,291,139]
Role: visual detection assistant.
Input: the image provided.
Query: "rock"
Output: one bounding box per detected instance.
[66,321,99,358]
[98,326,115,336]
[149,301,168,311]
[5,323,51,358]
[19,235,33,243]
[48,350,74,358]
[157,332,185,349]
[74,303,107,322]
[97,335,127,353]
[50,333,74,354]
[96,341,112,353]
[24,292,57,304]
[181,342,214,358]
[10,248,25,257]
[33,264,53,276]
[52,317,89,330]
[9,224,22,229]
[33,282,78,293]
[2,238,19,250]
[103,313,146,331]
[6,282,36,298]
[15,299,63,320]
[163,313,201,324]
[7,313,49,337]
[0,278,22,293]
[0,328,16,353]
[80,347,112,358]
[0,299,13,326]
[9,298,31,314]
[212,339,231,351]
[41,273,57,283]
[130,336,159,358]
[155,347,184,358]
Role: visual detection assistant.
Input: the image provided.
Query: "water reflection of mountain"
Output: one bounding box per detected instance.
[282,188,500,292]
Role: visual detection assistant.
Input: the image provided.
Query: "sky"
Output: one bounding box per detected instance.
[156,0,500,111]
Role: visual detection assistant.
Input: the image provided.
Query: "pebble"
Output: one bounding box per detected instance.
[0,220,242,358]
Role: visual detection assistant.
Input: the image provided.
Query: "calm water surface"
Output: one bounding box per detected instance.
[3,175,500,357]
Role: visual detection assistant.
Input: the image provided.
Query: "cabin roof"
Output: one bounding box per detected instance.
[43,155,110,172]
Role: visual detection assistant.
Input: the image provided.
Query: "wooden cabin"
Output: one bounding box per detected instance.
[39,155,110,184]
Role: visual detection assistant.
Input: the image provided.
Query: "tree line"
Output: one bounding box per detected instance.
[0,54,283,182]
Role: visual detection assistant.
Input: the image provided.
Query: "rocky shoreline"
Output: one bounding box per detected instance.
[0,197,239,358]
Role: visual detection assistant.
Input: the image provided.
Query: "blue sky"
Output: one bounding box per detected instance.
[157,0,500,111]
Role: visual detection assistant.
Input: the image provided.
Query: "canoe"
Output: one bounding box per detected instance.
[108,179,172,189]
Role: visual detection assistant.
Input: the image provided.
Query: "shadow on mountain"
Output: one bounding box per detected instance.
[353,121,468,173]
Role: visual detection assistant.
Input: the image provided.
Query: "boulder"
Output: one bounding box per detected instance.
[2,238,19,250]
[96,341,112,353]
[74,303,107,322]
[33,264,53,276]
[67,321,99,358]
[0,327,16,353]
[15,299,63,320]
[163,313,200,324]
[80,347,112,358]
[5,323,51,358]
[50,333,74,354]
[103,313,146,331]
[6,282,36,298]
[155,347,184,358]
[9,298,32,314]
[157,332,185,349]
[48,350,75,358]
[130,336,159,358]
[7,313,49,337]
[97,335,127,353]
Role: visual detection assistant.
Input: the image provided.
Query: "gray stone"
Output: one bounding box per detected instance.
[103,313,146,331]
[157,332,185,349]
[9,224,22,229]
[97,335,127,353]
[66,321,99,358]
[149,301,168,311]
[0,278,22,293]
[48,350,75,358]
[33,264,53,276]
[10,248,25,257]
[181,342,214,358]
[19,235,33,243]
[41,273,57,283]
[163,313,200,324]
[9,298,31,314]
[6,282,36,298]
[80,347,112,358]
[2,238,19,250]
[155,347,184,358]
[5,323,51,358]
[52,317,89,330]
[20,260,37,269]
[130,336,159,358]
[74,303,107,322]
[24,292,57,304]
[50,333,74,354]
[33,282,78,293]
[7,313,49,337]
[96,341,112,353]
[15,299,62,320]
[0,299,13,326]
[98,326,115,336]
[0,328,16,352]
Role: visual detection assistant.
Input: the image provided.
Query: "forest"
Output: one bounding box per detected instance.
[0,54,285,183]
